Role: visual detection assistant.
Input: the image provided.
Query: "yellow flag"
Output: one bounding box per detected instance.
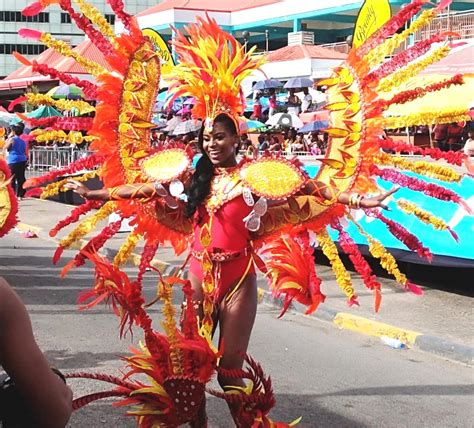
[142,28,175,75]
[353,0,391,48]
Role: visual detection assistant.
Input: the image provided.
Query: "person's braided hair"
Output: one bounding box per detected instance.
[185,113,238,218]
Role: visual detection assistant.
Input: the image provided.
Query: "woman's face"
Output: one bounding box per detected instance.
[202,121,238,167]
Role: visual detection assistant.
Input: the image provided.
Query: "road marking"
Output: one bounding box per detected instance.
[334,312,421,345]
[16,222,43,235]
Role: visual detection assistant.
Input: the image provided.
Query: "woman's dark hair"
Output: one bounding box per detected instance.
[12,126,22,136]
[185,113,238,218]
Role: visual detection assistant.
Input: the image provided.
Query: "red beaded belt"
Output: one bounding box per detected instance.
[191,246,252,263]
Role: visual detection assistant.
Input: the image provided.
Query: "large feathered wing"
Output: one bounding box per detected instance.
[256,0,470,314]
[16,0,193,280]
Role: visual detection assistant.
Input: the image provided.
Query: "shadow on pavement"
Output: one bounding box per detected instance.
[44,349,129,371]
[67,392,369,428]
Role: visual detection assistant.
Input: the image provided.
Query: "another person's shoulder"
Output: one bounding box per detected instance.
[0,276,13,298]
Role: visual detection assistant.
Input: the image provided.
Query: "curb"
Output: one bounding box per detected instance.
[260,288,473,366]
[14,221,474,366]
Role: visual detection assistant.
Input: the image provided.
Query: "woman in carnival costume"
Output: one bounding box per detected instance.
[14,0,472,426]
[63,14,396,427]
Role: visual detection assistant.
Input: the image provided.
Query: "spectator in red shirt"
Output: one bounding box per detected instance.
[433,123,448,151]
[446,122,464,151]
[252,93,262,121]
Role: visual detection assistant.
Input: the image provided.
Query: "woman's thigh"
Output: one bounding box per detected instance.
[217,274,257,370]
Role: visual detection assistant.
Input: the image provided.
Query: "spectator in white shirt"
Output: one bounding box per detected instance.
[464,130,474,156]
[301,88,312,113]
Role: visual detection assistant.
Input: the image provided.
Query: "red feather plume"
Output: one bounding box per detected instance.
[261,232,325,317]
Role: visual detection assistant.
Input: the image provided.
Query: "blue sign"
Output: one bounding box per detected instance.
[305,165,474,261]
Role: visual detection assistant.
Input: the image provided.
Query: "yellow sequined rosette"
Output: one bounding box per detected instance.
[239,155,308,200]
[140,145,193,184]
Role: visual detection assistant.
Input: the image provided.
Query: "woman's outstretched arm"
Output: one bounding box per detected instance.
[0,277,72,428]
[302,179,398,210]
[64,180,160,201]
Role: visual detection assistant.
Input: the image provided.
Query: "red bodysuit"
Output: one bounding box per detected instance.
[188,170,256,303]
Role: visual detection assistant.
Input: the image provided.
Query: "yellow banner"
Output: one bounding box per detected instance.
[142,28,175,75]
[353,0,391,49]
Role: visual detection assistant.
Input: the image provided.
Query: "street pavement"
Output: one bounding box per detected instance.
[0,198,473,427]
[14,198,474,353]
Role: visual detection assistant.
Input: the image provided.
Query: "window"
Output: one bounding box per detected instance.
[38,12,49,22]
[0,11,49,22]
[0,44,47,56]
[61,13,72,24]
[105,14,115,25]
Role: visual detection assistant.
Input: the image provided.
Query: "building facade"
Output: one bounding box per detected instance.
[134,0,473,54]
[0,0,162,78]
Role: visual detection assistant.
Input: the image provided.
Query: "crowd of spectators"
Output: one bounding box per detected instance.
[149,85,330,157]
[240,128,328,157]
[250,85,325,122]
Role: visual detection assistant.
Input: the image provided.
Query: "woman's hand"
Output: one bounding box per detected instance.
[63,179,90,198]
[359,187,399,210]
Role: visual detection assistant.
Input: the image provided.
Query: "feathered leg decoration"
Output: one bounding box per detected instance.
[261,231,325,317]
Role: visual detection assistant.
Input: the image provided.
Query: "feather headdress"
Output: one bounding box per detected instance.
[166,14,265,131]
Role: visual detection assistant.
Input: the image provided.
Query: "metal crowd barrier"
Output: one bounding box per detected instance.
[25,148,468,179]
[27,147,94,178]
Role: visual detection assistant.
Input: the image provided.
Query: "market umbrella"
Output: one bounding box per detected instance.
[172,119,202,135]
[0,111,17,127]
[176,107,191,115]
[284,77,314,89]
[46,84,84,99]
[298,120,328,133]
[157,91,168,102]
[245,93,287,113]
[252,79,283,90]
[266,112,304,129]
[26,105,63,119]
[155,92,186,111]
[421,41,474,75]
[163,116,182,133]
[152,114,167,127]
[240,119,267,133]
